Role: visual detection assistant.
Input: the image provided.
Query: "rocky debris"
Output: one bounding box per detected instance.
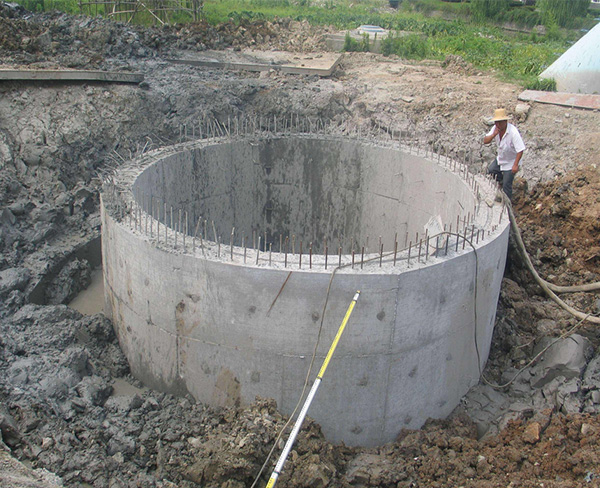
[0,4,332,70]
[463,332,600,438]
[529,333,593,388]
[44,258,92,305]
[441,54,478,76]
[516,167,600,278]
[0,266,30,295]
[515,102,531,121]
[0,448,64,488]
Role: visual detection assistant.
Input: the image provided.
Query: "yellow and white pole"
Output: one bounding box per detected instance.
[265,290,360,488]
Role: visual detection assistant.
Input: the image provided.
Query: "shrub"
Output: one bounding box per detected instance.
[503,5,542,28]
[544,22,563,41]
[381,33,428,60]
[526,77,557,91]
[343,32,370,52]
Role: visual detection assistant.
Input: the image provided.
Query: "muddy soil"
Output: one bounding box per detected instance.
[1,2,600,487]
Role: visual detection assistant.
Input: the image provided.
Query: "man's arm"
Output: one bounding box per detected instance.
[483,126,498,144]
[512,150,523,173]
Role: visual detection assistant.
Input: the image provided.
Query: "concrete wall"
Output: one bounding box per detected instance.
[132,138,476,253]
[102,135,509,447]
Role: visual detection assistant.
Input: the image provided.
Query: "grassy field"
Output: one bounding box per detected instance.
[12,0,595,89]
[200,0,590,88]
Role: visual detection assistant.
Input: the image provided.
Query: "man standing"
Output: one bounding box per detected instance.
[484,108,525,201]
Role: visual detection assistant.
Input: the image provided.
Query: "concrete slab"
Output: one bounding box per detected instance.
[167,49,342,77]
[518,90,600,110]
[0,69,144,83]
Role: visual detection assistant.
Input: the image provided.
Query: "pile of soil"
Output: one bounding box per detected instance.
[1,2,600,487]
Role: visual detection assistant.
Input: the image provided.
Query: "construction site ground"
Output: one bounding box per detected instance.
[1,4,600,487]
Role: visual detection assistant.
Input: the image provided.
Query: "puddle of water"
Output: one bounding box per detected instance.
[68,268,104,315]
[111,377,148,397]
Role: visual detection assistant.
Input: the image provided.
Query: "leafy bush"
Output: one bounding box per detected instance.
[343,32,370,52]
[381,33,428,59]
[525,77,557,91]
[503,5,542,28]
[544,22,562,41]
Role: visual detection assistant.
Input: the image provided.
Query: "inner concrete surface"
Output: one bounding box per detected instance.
[101,134,509,447]
[132,137,479,253]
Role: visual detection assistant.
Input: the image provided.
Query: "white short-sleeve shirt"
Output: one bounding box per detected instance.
[487,123,525,171]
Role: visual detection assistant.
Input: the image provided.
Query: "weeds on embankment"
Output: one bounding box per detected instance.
[10,0,595,89]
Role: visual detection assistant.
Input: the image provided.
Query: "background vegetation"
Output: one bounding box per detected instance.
[9,0,598,89]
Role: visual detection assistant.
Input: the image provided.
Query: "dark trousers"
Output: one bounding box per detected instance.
[487,159,515,201]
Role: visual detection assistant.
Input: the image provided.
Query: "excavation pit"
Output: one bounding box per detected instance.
[101,133,509,447]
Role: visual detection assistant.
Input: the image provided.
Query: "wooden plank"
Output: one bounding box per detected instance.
[519,90,600,110]
[0,69,144,83]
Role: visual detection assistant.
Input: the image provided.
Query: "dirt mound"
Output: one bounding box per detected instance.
[0,5,332,70]
[516,166,600,280]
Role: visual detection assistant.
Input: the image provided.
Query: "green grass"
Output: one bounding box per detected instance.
[427,26,564,85]
[10,0,588,88]
[525,77,557,92]
[202,0,423,28]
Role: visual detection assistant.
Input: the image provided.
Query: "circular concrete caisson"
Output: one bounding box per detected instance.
[101,134,509,447]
